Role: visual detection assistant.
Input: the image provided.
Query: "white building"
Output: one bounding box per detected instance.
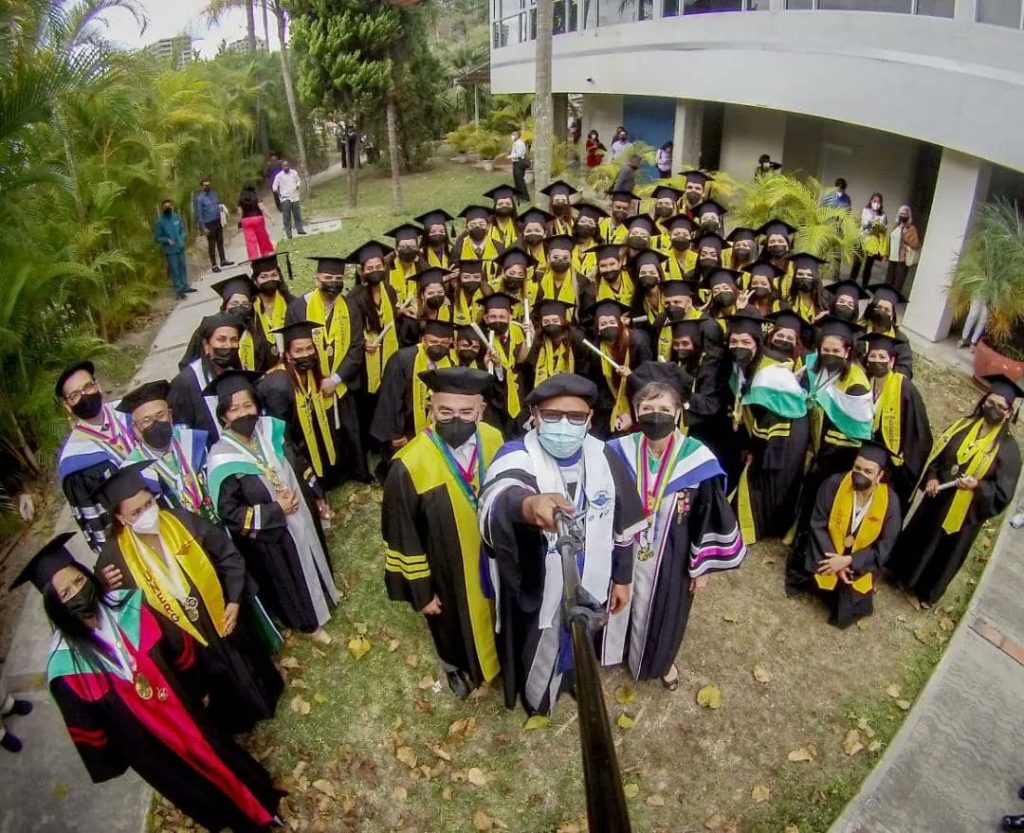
[489,0,1024,342]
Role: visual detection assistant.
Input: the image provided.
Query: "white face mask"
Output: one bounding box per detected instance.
[128,502,161,535]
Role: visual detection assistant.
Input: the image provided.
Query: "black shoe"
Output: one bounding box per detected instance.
[176,292,187,300]
[297,230,307,235]
[221,260,235,267]
[0,731,22,753]
[212,266,222,273]
[6,699,32,717]
[1018,786,1024,801]
[183,286,197,294]
[446,670,470,700]
[1003,815,1024,830]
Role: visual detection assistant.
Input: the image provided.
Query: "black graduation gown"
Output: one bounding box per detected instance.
[168,357,222,444]
[888,423,1021,604]
[178,322,275,375]
[370,345,423,446]
[873,373,932,514]
[95,508,283,733]
[349,283,403,455]
[580,331,653,438]
[62,461,119,553]
[683,354,734,472]
[50,596,283,833]
[789,473,901,627]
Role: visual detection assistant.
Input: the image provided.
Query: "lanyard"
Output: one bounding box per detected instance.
[221,430,286,492]
[636,434,680,517]
[73,406,133,458]
[426,428,483,508]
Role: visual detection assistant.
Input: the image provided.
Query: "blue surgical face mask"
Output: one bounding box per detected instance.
[537,417,588,459]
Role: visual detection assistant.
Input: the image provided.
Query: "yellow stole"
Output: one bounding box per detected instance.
[306,290,352,391]
[924,418,1003,534]
[597,271,634,305]
[492,328,525,418]
[116,511,227,647]
[815,473,888,594]
[571,245,597,280]
[539,271,577,319]
[426,247,450,269]
[792,293,819,324]
[534,338,575,386]
[365,288,400,394]
[412,344,452,433]
[552,216,574,236]
[664,249,697,279]
[454,288,482,326]
[293,369,337,477]
[873,372,904,465]
[239,330,256,371]
[491,218,519,248]
[388,261,418,303]
[458,236,501,282]
[255,292,287,341]
[601,342,631,426]
[599,218,628,244]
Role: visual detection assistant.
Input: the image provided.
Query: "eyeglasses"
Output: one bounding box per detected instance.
[64,380,99,406]
[537,409,589,426]
[436,408,480,421]
[134,409,170,431]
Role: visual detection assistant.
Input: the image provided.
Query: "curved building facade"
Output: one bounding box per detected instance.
[489,0,1024,342]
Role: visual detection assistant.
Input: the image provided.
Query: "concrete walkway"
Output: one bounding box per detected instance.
[0,165,346,833]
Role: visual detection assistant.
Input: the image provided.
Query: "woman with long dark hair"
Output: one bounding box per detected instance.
[237,182,275,261]
[13,535,284,832]
[850,192,888,286]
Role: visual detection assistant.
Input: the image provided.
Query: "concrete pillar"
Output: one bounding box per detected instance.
[672,99,704,172]
[769,0,784,9]
[553,93,568,142]
[953,0,976,23]
[902,149,990,342]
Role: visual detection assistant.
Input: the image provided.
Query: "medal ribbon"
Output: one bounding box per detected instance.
[220,430,285,492]
[73,406,134,459]
[426,427,484,508]
[637,433,683,517]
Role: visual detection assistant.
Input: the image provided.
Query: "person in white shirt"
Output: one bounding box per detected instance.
[509,129,530,201]
[271,160,306,239]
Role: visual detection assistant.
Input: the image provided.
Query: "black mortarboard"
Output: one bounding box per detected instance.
[201,368,262,398]
[859,332,900,355]
[983,374,1024,404]
[459,205,491,222]
[456,324,484,342]
[483,185,523,203]
[576,204,609,222]
[692,199,727,220]
[417,267,447,288]
[651,185,684,203]
[540,180,579,198]
[767,310,814,347]
[679,170,714,187]
[458,258,485,274]
[707,268,742,288]
[633,250,668,270]
[307,256,347,276]
[587,244,624,261]
[693,232,728,252]
[251,253,286,279]
[608,190,639,204]
[525,372,598,406]
[211,274,255,301]
[477,292,516,311]
[116,380,171,414]
[413,208,455,228]
[422,320,454,339]
[662,279,697,298]
[726,307,765,339]
[748,260,785,280]
[756,219,797,239]
[625,214,657,236]
[520,207,555,227]
[344,240,391,266]
[495,248,537,271]
[671,318,704,340]
[384,223,422,243]
[92,461,157,509]
[816,315,864,342]
[584,299,631,321]
[665,214,696,233]
[546,234,574,253]
[726,227,758,244]
[536,299,574,318]
[272,320,317,346]
[55,360,95,401]
[627,360,693,401]
[199,313,243,340]
[10,532,79,592]
[789,252,827,273]
[866,283,909,306]
[419,367,492,395]
[855,439,890,467]
[826,279,864,303]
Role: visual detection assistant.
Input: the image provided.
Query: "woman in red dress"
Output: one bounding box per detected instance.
[237,184,275,260]
[585,130,605,168]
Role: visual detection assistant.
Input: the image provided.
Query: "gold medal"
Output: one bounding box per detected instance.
[156,688,169,702]
[184,596,200,623]
[134,672,154,700]
[844,535,855,549]
[637,547,652,562]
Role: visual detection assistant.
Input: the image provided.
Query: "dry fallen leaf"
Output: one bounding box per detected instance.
[868,740,883,753]
[896,614,908,623]
[623,783,640,799]
[913,628,930,645]
[313,692,327,705]
[430,744,452,762]
[787,747,815,763]
[896,699,912,711]
[751,784,770,803]
[347,636,371,660]
[311,779,336,799]
[938,616,956,632]
[723,613,739,623]
[646,794,665,807]
[395,746,418,769]
[388,639,400,653]
[856,618,870,630]
[885,684,902,699]
[842,730,864,757]
[784,826,800,833]
[441,787,453,801]
[418,675,437,690]
[353,621,368,635]
[697,684,723,709]
[279,656,300,669]
[556,822,583,833]
[467,767,489,787]
[753,665,772,684]
[705,814,725,830]
[523,715,551,731]
[289,694,311,715]
[404,654,420,668]
[391,786,408,802]
[473,810,494,831]
[616,713,636,730]
[615,685,636,705]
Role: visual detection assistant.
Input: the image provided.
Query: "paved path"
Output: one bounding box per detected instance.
[0,164,347,832]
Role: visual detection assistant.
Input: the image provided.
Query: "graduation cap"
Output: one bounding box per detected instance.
[344,240,392,266]
[692,199,727,220]
[416,268,448,292]
[482,185,523,203]
[576,203,609,223]
[679,170,714,187]
[583,299,631,321]
[413,208,455,228]
[201,368,262,399]
[251,252,292,282]
[855,438,890,468]
[536,299,574,319]
[54,360,95,401]
[384,223,422,243]
[199,313,243,340]
[10,532,79,592]
[457,258,485,275]
[826,279,865,303]
[458,205,491,222]
[662,279,697,298]
[586,243,624,262]
[651,185,684,203]
[520,207,555,228]
[419,367,492,395]
[625,214,657,236]
[726,227,758,244]
[607,190,639,204]
[859,331,902,356]
[767,310,814,347]
[693,232,728,252]
[525,372,598,407]
[756,219,797,239]
[272,320,317,346]
[627,360,693,401]
[983,373,1024,404]
[477,291,517,311]
[422,320,454,339]
[706,268,742,288]
[455,323,484,343]
[211,274,255,301]
[664,214,696,233]
[866,283,909,306]
[671,317,705,340]
[546,234,574,253]
[92,460,157,510]
[495,248,537,271]
[748,260,785,281]
[725,307,766,339]
[633,250,668,271]
[307,255,347,276]
[816,315,864,342]
[116,380,171,414]
[540,180,579,198]
[788,252,827,274]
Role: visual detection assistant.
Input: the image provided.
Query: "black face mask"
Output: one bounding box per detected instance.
[982,402,1006,425]
[673,347,695,364]
[611,209,628,222]
[553,202,571,214]
[851,472,873,492]
[684,191,701,206]
[210,347,240,369]
[714,291,736,309]
[457,347,480,364]
[424,295,445,311]
[503,278,524,293]
[162,206,173,216]
[733,247,752,262]
[489,321,509,336]
[771,340,795,357]
[732,346,756,367]
[435,417,476,449]
[71,391,104,420]
[795,277,815,293]
[227,305,252,325]
[549,258,570,273]
[468,226,488,242]
[701,218,720,232]
[397,247,418,262]
[142,419,174,450]
[833,304,856,321]
[638,412,676,441]
[365,269,386,285]
[767,244,788,258]
[426,344,450,362]
[599,326,619,343]
[866,359,890,378]
[460,280,481,294]
[428,232,447,245]
[638,273,659,290]
[576,224,595,239]
[627,235,648,252]
[871,310,893,330]
[666,306,687,323]
[293,355,318,373]
[65,581,99,622]
[320,281,345,296]
[699,256,718,269]
[671,238,691,252]
[494,205,515,218]
[752,286,771,300]
[599,270,620,283]
[542,323,565,339]
[523,233,544,246]
[654,205,673,218]
[258,278,282,294]
[819,354,847,375]
[230,413,259,438]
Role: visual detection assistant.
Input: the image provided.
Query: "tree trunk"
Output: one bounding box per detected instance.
[245,0,257,50]
[347,131,361,208]
[385,94,403,215]
[275,5,310,195]
[533,0,554,191]
[261,0,270,49]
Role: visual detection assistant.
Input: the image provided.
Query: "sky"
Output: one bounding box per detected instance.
[97,0,281,58]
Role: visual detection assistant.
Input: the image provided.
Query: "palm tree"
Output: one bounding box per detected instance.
[532,0,553,192]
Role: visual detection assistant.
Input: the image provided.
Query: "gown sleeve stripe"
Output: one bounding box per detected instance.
[242,507,254,534]
[385,549,431,580]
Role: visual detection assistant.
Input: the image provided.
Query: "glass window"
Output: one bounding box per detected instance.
[977,0,1022,27]
[786,0,813,8]
[916,0,953,17]
[598,0,636,25]
[664,0,681,14]
[818,0,911,11]
[683,0,743,13]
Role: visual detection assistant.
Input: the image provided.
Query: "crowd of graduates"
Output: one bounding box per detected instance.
[13,170,1021,831]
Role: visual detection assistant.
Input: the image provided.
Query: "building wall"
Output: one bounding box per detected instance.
[717,105,787,183]
[579,93,623,151]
